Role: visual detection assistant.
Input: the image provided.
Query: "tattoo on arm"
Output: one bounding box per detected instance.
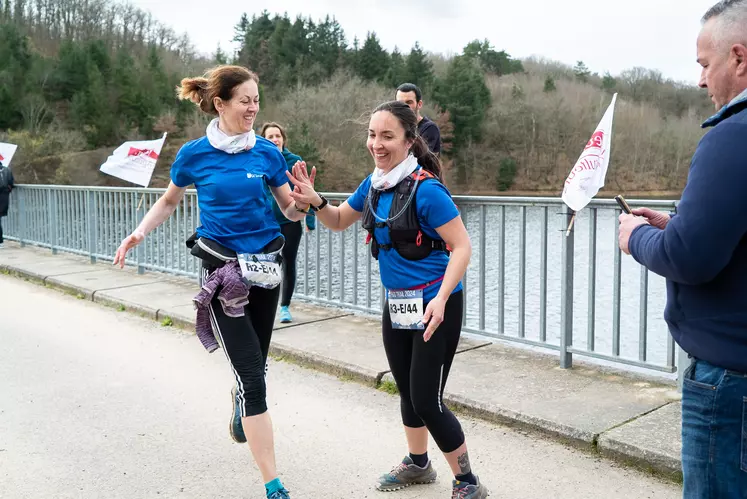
[457,451,471,475]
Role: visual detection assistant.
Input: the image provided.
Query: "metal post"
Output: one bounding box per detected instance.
[19,190,27,247]
[677,345,690,392]
[48,190,58,254]
[136,195,145,274]
[559,206,575,369]
[87,190,97,263]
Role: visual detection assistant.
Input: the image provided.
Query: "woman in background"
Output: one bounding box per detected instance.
[260,122,316,324]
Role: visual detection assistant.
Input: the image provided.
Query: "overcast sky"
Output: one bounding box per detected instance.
[127,0,716,85]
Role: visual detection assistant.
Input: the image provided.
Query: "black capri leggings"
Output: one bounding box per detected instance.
[382,290,465,453]
[280,221,303,307]
[202,266,280,417]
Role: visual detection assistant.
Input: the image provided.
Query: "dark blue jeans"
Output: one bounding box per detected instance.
[682,358,747,498]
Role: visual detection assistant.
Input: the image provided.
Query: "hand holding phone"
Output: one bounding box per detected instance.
[615,195,632,215]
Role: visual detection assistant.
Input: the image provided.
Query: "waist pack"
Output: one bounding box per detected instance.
[186,233,284,289]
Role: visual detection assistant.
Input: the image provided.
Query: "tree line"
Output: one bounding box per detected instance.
[0,0,713,193]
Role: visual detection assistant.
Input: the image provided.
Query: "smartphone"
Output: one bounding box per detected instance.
[615,195,632,214]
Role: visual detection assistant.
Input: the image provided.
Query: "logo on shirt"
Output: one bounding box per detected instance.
[246,173,262,179]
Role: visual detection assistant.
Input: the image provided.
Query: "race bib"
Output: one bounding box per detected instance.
[388,289,424,330]
[238,251,282,289]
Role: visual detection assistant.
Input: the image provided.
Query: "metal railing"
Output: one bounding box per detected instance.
[4,185,679,377]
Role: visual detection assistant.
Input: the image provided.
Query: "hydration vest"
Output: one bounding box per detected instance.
[361,169,451,261]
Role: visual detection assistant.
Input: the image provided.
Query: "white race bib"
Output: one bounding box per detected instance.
[388,289,424,330]
[238,251,282,289]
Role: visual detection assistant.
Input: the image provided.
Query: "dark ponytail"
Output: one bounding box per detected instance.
[372,101,443,182]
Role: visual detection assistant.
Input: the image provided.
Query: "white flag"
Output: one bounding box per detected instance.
[99,133,167,187]
[562,93,618,212]
[0,142,18,168]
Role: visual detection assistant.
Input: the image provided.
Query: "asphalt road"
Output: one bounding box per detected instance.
[0,275,681,499]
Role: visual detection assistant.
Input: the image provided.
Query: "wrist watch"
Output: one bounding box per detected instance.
[311,194,328,212]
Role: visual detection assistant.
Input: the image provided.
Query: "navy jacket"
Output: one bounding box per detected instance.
[629,89,747,373]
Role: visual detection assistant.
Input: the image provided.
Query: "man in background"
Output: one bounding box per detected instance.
[396,83,441,155]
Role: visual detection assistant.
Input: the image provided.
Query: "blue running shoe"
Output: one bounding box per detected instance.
[229,386,246,443]
[279,306,292,323]
[377,456,437,492]
[451,477,489,498]
[267,488,291,499]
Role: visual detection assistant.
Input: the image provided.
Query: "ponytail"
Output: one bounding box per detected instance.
[411,136,442,182]
[176,66,260,116]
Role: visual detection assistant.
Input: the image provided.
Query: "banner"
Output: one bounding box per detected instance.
[562,93,618,212]
[99,133,167,187]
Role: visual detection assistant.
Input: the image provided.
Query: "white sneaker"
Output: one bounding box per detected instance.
[0,243,4,249]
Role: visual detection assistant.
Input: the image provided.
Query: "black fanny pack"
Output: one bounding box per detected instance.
[185,233,284,269]
[186,232,236,269]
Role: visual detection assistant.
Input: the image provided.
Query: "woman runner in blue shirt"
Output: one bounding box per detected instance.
[113,65,308,499]
[287,101,488,499]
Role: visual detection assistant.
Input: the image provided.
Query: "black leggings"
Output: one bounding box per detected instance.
[280,221,302,307]
[0,216,3,243]
[202,266,280,417]
[382,290,465,453]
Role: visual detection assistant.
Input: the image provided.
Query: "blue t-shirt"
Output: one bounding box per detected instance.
[170,136,288,254]
[347,171,462,302]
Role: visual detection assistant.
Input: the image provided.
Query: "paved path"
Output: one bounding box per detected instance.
[0,276,680,498]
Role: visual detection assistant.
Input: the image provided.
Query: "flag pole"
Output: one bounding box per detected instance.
[565,211,576,237]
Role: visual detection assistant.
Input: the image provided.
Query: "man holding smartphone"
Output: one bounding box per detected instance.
[618,1,747,496]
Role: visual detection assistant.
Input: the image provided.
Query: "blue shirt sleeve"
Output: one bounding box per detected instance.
[170,143,194,188]
[629,122,747,285]
[416,179,459,230]
[265,147,289,188]
[346,175,372,213]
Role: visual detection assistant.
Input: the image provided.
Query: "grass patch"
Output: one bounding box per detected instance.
[378,379,399,395]
[161,316,173,327]
[117,304,126,312]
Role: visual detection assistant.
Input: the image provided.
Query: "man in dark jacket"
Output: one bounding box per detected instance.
[395,83,441,154]
[0,162,14,248]
[618,1,747,495]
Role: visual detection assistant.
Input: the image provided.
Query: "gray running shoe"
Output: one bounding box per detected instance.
[451,476,489,498]
[376,456,437,492]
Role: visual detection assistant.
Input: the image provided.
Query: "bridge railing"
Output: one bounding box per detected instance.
[5,185,680,378]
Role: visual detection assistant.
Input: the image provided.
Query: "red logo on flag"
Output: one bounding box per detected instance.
[584,131,604,150]
[0,153,4,163]
[127,147,159,160]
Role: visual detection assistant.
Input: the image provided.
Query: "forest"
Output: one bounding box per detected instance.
[0,0,712,193]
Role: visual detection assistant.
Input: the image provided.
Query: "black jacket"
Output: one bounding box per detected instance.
[0,167,14,217]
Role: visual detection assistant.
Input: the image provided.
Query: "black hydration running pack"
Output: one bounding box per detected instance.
[361,169,451,261]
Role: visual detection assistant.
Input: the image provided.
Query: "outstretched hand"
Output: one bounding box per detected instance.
[286,161,320,207]
[112,230,145,268]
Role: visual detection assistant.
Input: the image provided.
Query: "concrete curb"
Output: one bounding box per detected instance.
[1,260,682,482]
[269,343,384,388]
[597,433,682,482]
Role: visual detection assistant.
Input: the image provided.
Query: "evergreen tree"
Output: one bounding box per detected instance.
[404,42,433,89]
[433,55,491,151]
[385,47,406,89]
[574,60,591,82]
[356,32,389,82]
[544,75,556,92]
